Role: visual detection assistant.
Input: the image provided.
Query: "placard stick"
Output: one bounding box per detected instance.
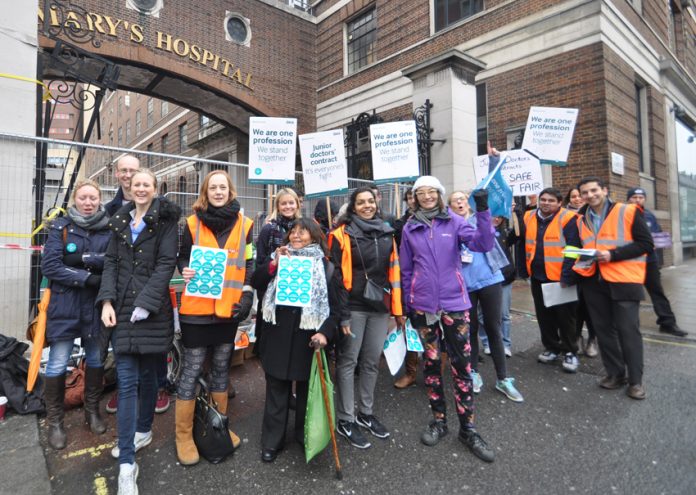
[326,197,333,228]
[267,184,275,218]
[394,183,401,218]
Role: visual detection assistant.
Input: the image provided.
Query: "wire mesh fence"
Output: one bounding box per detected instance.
[0,131,412,341]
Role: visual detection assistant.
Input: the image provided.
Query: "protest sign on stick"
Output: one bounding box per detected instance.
[521,107,579,166]
[369,121,420,184]
[299,129,349,199]
[472,149,544,196]
[469,154,514,218]
[249,117,297,184]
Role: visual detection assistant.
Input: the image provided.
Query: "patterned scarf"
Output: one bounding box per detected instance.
[267,215,294,253]
[262,243,330,331]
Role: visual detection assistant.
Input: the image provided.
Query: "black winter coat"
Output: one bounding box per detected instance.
[329,221,395,318]
[96,197,181,355]
[41,216,111,343]
[251,259,342,382]
[0,334,44,415]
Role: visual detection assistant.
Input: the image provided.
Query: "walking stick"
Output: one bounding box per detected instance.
[314,348,343,480]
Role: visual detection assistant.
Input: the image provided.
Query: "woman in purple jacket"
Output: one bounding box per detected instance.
[400,175,496,463]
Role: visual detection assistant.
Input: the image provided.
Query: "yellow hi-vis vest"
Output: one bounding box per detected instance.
[573,203,647,283]
[328,225,403,316]
[179,213,253,318]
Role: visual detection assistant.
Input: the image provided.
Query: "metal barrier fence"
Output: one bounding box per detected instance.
[0,132,411,341]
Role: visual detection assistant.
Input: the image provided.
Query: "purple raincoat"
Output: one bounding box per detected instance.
[400,210,494,314]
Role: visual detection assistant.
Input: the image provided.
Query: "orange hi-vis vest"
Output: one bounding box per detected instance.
[572,203,647,283]
[328,225,403,316]
[179,213,253,318]
[524,208,577,282]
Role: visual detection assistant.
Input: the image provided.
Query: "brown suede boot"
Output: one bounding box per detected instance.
[210,391,241,450]
[394,351,418,389]
[175,399,199,466]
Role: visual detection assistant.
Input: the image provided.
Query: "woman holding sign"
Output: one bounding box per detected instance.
[97,169,180,493]
[174,170,254,466]
[328,187,405,449]
[255,188,302,352]
[400,176,496,463]
[251,218,343,463]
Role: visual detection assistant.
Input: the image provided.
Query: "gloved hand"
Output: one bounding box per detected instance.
[63,253,83,267]
[232,291,254,321]
[472,189,489,212]
[130,306,150,323]
[85,274,101,288]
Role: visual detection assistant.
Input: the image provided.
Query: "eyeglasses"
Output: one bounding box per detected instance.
[415,189,439,198]
[450,196,467,203]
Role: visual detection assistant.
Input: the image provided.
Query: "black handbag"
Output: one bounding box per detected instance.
[193,378,235,464]
[354,238,390,311]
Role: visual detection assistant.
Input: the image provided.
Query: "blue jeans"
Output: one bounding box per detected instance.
[479,283,512,350]
[115,353,159,465]
[45,338,101,377]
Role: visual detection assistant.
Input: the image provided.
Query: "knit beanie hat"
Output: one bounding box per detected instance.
[412,176,445,197]
[626,187,646,200]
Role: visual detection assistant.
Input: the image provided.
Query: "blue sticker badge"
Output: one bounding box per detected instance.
[66,242,77,253]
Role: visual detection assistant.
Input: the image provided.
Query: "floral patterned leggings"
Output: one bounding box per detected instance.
[411,311,475,430]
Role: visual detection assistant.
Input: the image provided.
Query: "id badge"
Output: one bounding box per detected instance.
[461,250,473,264]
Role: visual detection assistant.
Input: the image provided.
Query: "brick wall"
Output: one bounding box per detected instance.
[39,0,318,131]
[484,43,608,197]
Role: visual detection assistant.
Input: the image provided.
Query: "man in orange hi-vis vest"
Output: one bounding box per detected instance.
[573,177,653,400]
[521,187,582,373]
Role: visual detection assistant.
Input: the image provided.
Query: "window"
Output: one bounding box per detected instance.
[146,143,154,168]
[179,123,188,152]
[200,115,211,128]
[161,133,169,153]
[675,118,696,242]
[635,83,651,175]
[118,127,123,147]
[435,0,483,31]
[135,110,142,136]
[178,175,187,192]
[476,84,488,156]
[118,96,123,116]
[147,98,154,127]
[125,120,131,143]
[347,9,376,74]
[161,100,169,117]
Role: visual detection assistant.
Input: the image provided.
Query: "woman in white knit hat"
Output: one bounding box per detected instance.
[399,175,497,462]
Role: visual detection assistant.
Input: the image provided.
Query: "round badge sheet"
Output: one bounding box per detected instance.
[274,255,314,308]
[185,245,228,300]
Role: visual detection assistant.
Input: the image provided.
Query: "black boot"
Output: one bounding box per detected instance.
[44,375,67,450]
[84,367,106,435]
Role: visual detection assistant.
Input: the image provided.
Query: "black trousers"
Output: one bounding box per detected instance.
[261,374,308,450]
[530,279,578,354]
[575,286,596,341]
[645,260,677,328]
[469,283,507,380]
[580,277,644,385]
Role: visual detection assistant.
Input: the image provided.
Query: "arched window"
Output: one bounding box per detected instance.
[159,182,168,195]
[178,176,187,193]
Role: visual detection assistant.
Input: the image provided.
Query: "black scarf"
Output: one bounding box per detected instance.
[196,200,241,233]
[351,216,393,235]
